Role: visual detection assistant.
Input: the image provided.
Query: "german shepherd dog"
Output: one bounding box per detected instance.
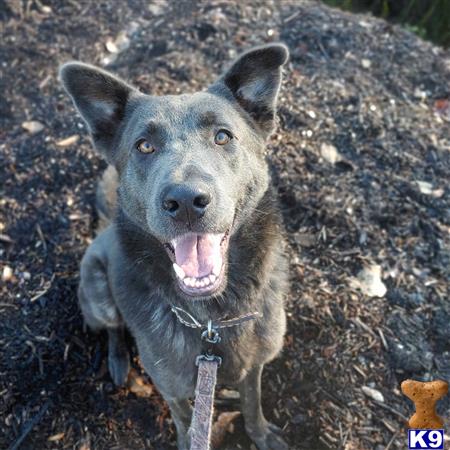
[60,43,289,450]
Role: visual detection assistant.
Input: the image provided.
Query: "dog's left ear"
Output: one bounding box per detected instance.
[210,43,289,137]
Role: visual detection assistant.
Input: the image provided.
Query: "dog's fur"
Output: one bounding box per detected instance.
[60,44,290,450]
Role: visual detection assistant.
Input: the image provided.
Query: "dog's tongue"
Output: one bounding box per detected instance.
[172,233,223,278]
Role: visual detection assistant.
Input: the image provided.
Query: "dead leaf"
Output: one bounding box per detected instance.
[350,264,387,298]
[22,120,44,134]
[127,369,153,397]
[56,135,79,147]
[211,411,241,448]
[434,98,450,120]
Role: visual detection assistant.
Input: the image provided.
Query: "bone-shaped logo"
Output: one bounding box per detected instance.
[401,379,448,429]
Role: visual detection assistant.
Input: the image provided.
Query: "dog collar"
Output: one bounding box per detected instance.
[170,305,262,331]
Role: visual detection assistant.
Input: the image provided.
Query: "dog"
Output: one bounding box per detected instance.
[60,43,290,450]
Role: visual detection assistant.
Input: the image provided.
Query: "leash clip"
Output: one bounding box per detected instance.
[201,320,221,344]
[196,353,222,367]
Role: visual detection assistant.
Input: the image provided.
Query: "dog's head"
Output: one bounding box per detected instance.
[60,44,288,299]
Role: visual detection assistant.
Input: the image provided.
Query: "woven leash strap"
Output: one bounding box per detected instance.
[189,359,219,450]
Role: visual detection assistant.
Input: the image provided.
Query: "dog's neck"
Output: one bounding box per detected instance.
[115,188,283,324]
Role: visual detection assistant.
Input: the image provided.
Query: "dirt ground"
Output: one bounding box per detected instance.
[1,1,450,449]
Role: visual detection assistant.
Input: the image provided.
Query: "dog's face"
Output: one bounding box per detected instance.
[61,44,288,299]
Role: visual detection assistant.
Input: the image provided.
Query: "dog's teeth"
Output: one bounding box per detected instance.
[203,277,210,286]
[173,263,185,279]
[183,277,192,287]
[209,274,216,284]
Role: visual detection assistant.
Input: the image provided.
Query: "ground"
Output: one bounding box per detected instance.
[1,1,450,449]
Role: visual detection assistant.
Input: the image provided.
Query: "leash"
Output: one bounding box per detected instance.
[171,306,261,450]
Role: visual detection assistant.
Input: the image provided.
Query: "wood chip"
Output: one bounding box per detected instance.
[56,135,79,147]
[362,386,384,403]
[48,432,65,441]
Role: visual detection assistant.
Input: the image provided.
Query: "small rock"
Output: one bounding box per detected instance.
[414,87,427,100]
[105,38,119,54]
[362,386,384,402]
[56,135,79,147]
[416,180,444,198]
[148,1,167,16]
[22,120,44,134]
[2,265,13,282]
[416,180,433,195]
[350,264,387,298]
[105,31,130,54]
[320,143,342,164]
[361,58,371,68]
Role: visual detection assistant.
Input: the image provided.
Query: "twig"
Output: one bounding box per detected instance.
[372,400,408,422]
[384,431,399,450]
[8,401,50,450]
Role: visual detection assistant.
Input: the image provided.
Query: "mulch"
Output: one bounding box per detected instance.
[1,1,449,449]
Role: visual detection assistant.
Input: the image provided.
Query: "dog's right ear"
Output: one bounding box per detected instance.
[59,62,138,161]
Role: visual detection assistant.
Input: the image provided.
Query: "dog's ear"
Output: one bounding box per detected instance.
[59,62,138,160]
[211,43,289,137]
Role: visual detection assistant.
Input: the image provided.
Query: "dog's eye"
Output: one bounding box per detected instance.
[214,130,232,145]
[136,139,155,154]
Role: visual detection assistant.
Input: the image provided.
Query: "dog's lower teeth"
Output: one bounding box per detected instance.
[180,272,220,290]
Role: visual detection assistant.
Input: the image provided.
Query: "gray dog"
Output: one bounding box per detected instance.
[60,43,289,450]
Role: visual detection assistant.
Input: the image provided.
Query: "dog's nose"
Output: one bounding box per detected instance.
[162,184,211,222]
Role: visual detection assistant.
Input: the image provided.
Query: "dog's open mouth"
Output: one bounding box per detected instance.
[165,230,230,297]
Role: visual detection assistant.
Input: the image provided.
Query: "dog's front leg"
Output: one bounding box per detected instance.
[166,398,192,450]
[238,364,288,450]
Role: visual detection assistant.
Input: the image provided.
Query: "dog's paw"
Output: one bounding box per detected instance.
[108,352,130,386]
[248,423,289,450]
